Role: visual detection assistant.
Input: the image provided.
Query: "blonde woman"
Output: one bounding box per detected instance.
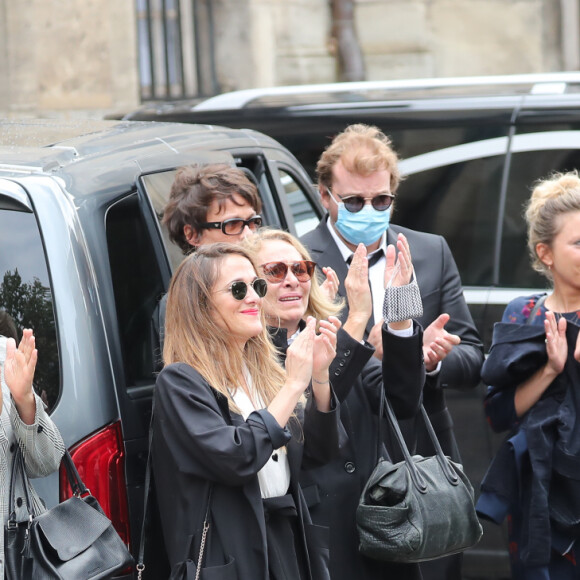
[244,229,426,580]
[152,242,339,580]
[479,171,580,579]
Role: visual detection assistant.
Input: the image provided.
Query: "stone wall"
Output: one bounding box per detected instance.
[214,0,566,90]
[0,0,573,118]
[0,0,139,118]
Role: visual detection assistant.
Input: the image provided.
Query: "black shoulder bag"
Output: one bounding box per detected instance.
[356,392,483,563]
[5,446,134,579]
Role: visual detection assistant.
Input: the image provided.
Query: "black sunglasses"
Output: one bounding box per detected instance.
[225,278,268,301]
[261,261,316,283]
[198,215,262,235]
[327,187,394,213]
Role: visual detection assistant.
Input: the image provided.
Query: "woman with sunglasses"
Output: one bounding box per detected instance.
[152,242,341,580]
[243,229,426,580]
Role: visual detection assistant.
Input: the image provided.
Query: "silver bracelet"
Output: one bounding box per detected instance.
[312,378,330,385]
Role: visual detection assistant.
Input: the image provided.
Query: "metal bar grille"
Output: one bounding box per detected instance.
[136,0,217,101]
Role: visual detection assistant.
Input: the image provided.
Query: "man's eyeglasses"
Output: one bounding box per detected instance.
[223,278,268,301]
[327,187,394,213]
[261,261,316,283]
[199,215,262,235]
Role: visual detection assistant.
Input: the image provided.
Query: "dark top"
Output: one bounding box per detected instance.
[478,293,580,572]
[152,363,340,580]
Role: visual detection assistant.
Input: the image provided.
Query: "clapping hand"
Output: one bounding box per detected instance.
[384,233,413,289]
[320,267,340,301]
[544,312,568,373]
[422,314,461,372]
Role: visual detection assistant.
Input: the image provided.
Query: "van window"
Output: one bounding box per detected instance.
[278,168,319,236]
[395,155,505,286]
[106,193,165,386]
[0,204,60,411]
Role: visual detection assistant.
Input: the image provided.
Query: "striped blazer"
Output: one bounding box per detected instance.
[0,336,66,579]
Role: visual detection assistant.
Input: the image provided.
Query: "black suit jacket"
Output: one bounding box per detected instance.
[301,216,484,461]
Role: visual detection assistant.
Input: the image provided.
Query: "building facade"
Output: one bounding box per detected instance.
[0,0,577,118]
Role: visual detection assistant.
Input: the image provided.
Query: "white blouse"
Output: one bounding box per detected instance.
[231,381,291,499]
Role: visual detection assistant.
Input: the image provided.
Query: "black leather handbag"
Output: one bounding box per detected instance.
[356,393,483,563]
[5,446,134,580]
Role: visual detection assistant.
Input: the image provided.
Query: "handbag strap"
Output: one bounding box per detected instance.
[381,391,460,492]
[7,444,90,524]
[526,293,547,325]
[7,445,33,524]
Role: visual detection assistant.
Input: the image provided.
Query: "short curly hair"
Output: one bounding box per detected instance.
[162,164,262,254]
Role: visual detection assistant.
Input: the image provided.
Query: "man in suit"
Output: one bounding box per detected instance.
[301,123,484,580]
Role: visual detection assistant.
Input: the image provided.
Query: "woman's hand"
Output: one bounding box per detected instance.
[384,233,413,288]
[285,317,316,393]
[544,311,567,374]
[4,329,37,424]
[312,317,339,377]
[514,312,567,417]
[320,267,340,301]
[310,316,339,412]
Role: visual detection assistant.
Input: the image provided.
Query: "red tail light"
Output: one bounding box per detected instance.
[60,421,131,548]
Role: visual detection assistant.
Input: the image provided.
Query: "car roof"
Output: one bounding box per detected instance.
[189,72,580,111]
[0,119,284,199]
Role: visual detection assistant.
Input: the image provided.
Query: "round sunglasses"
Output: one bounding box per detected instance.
[198,215,262,235]
[223,278,268,301]
[261,261,316,283]
[327,187,394,213]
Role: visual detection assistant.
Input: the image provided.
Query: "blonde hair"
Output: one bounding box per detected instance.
[316,123,402,193]
[242,228,344,320]
[525,171,580,280]
[163,242,286,412]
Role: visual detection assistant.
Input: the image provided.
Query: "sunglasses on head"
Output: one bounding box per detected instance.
[327,187,394,213]
[261,261,316,283]
[225,278,268,301]
[199,215,262,235]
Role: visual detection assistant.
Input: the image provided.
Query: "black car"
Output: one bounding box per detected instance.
[125,73,580,578]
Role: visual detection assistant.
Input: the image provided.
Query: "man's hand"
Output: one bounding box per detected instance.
[422,314,461,372]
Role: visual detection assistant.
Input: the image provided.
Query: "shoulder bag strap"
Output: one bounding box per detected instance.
[526,293,547,325]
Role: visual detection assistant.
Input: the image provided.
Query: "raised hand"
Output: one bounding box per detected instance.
[345,244,372,319]
[422,314,461,372]
[544,311,567,374]
[3,329,38,423]
[384,233,413,289]
[312,317,339,376]
[285,317,316,392]
[320,267,340,301]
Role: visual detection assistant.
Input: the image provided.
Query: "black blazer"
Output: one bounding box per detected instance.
[301,217,484,461]
[152,363,340,580]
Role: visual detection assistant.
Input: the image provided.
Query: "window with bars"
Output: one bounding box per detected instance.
[136,0,218,101]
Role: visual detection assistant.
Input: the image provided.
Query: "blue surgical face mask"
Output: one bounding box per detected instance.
[329,194,391,247]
